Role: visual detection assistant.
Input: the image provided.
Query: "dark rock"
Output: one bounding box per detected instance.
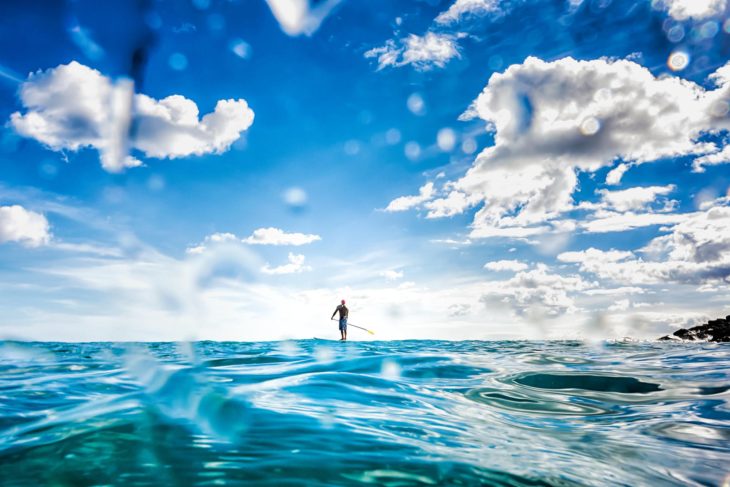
[673,328,690,338]
[662,314,730,342]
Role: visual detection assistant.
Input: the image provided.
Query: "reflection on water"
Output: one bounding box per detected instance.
[0,340,728,486]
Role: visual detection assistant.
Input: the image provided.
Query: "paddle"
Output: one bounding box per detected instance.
[331,318,375,335]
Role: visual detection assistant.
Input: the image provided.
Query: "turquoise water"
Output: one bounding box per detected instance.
[0,340,729,486]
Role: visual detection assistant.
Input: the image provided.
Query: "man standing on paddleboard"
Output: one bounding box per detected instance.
[331,299,348,341]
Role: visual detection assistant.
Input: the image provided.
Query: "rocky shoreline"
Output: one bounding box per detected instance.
[659,315,730,342]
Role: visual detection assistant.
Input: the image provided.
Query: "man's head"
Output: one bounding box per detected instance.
[341,299,346,305]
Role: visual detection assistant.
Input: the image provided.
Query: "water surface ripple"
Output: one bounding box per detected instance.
[0,340,728,486]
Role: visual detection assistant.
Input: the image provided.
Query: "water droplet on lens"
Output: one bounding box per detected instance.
[283,187,307,208]
[278,340,300,356]
[667,51,689,71]
[407,93,426,116]
[169,52,188,71]
[385,128,401,145]
[461,138,477,154]
[344,140,361,155]
[381,359,401,379]
[405,141,421,160]
[580,117,600,136]
[667,25,684,42]
[148,175,165,191]
[314,346,334,363]
[229,39,252,59]
[437,128,456,152]
[39,161,58,179]
[699,21,719,40]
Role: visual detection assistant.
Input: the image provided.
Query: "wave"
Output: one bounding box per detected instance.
[0,339,728,486]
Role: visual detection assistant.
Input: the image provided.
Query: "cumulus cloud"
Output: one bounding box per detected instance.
[597,185,676,212]
[657,0,727,20]
[481,264,593,317]
[365,32,461,71]
[605,163,630,185]
[262,252,311,275]
[559,202,730,284]
[693,144,730,172]
[10,62,255,172]
[571,185,683,233]
[243,227,321,246]
[484,259,529,272]
[0,205,50,247]
[389,56,730,238]
[424,188,482,218]
[385,183,435,212]
[435,0,502,24]
[265,0,341,36]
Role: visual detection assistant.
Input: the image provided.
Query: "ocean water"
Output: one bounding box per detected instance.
[0,340,728,486]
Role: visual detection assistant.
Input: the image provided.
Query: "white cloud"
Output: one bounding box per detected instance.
[644,204,730,267]
[10,62,254,172]
[559,248,634,264]
[379,269,404,280]
[657,0,727,20]
[558,202,730,284]
[243,227,321,246]
[385,182,435,212]
[262,252,311,275]
[367,0,512,72]
[481,264,593,317]
[0,205,50,247]
[583,286,645,296]
[365,32,461,71]
[605,163,630,185]
[187,228,321,253]
[435,0,502,24]
[134,96,254,159]
[581,211,687,233]
[693,144,730,172]
[429,237,473,246]
[484,259,528,272]
[571,185,683,233]
[186,232,238,255]
[424,188,482,218]
[597,185,675,212]
[265,0,341,36]
[608,299,631,312]
[391,56,730,238]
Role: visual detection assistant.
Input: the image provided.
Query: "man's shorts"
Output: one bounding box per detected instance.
[339,318,347,331]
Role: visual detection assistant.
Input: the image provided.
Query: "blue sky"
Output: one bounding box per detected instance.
[0,0,729,341]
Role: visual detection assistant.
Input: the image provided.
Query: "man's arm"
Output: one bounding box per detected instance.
[331,307,338,319]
